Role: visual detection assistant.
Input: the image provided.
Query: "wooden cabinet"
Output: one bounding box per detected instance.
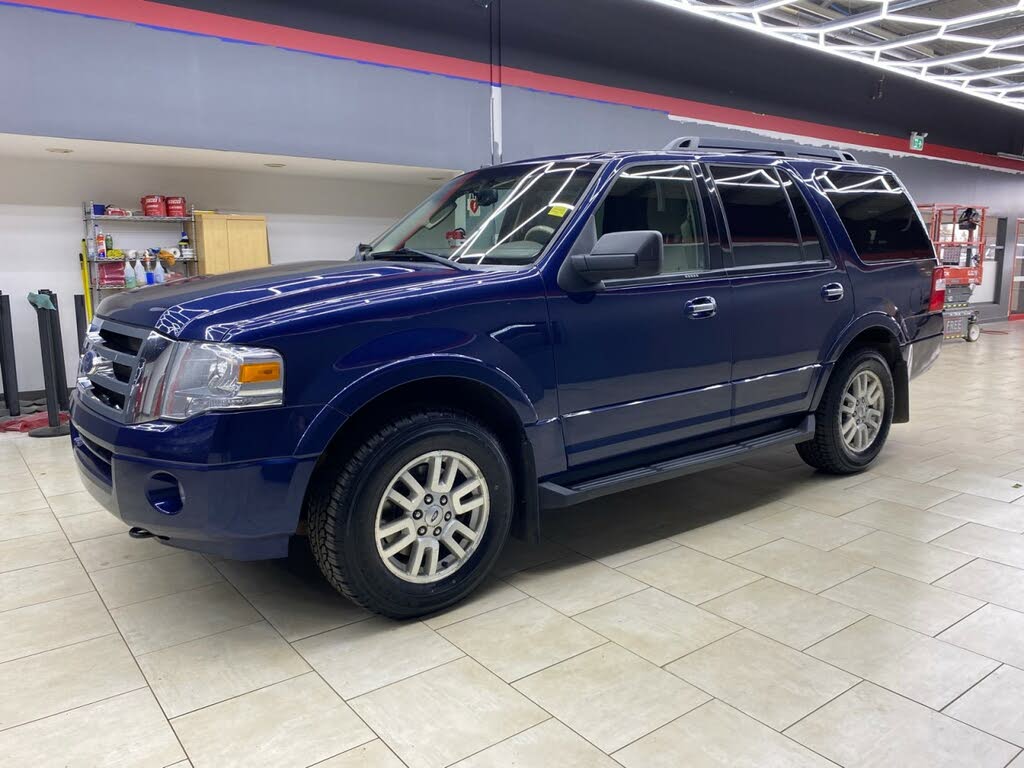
[195,213,269,275]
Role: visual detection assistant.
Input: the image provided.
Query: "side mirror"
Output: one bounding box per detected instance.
[566,231,663,288]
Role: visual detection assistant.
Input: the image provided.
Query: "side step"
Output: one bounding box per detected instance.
[539,416,815,508]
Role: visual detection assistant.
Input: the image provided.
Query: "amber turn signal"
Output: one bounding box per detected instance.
[238,361,282,383]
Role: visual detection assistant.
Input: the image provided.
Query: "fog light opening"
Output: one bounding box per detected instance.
[145,472,185,515]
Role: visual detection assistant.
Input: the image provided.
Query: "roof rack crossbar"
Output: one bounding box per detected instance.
[663,136,856,163]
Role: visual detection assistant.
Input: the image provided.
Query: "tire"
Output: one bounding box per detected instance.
[797,348,894,474]
[307,409,513,618]
[966,323,981,342]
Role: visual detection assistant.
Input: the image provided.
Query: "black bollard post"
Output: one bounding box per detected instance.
[0,292,20,417]
[41,289,70,412]
[28,293,70,438]
[74,294,88,356]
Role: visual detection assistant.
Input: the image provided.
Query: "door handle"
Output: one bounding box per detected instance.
[685,296,717,319]
[821,283,845,302]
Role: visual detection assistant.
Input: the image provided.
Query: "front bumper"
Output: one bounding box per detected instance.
[70,394,320,560]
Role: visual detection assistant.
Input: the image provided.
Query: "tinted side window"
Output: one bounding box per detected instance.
[816,170,934,262]
[781,173,825,262]
[708,165,802,267]
[595,164,708,274]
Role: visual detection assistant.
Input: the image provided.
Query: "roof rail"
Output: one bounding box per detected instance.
[663,136,857,163]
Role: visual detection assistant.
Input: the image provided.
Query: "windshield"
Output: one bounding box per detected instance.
[370,160,600,266]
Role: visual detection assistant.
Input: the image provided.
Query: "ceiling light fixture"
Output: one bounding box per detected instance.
[45,147,73,154]
[264,162,286,168]
[643,0,1024,112]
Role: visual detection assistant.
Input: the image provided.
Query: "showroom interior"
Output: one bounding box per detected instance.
[1,0,1024,766]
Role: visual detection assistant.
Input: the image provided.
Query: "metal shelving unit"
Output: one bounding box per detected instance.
[82,202,199,300]
[89,214,193,223]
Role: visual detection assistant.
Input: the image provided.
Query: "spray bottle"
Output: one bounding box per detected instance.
[134,255,147,286]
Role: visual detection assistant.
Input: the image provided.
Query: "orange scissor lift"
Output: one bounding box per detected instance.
[918,204,987,342]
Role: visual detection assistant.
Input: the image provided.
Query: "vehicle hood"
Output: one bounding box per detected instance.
[95,259,481,340]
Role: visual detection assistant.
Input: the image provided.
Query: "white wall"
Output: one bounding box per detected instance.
[0,156,436,393]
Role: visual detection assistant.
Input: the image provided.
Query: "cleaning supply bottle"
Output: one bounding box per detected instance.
[178,230,191,255]
[124,259,136,289]
[154,258,166,284]
[95,228,106,258]
[134,256,147,287]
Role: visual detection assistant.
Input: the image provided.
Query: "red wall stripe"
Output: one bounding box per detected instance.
[7,0,1024,173]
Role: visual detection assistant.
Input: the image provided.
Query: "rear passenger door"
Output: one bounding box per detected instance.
[705,164,853,426]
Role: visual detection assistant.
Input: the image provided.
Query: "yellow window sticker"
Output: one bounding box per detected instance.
[548,204,570,218]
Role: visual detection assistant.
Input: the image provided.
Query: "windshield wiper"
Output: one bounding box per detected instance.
[367,248,468,270]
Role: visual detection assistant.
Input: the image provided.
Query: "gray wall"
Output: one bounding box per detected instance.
[0,4,492,170]
[1,3,1021,319]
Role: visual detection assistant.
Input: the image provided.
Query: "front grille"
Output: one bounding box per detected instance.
[79,318,150,422]
[98,326,143,356]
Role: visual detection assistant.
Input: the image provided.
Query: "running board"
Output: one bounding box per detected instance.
[539,416,815,508]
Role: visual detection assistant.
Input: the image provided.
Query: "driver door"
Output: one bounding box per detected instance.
[547,164,734,468]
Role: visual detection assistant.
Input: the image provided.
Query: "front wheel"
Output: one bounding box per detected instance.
[966,323,981,342]
[797,348,894,474]
[308,410,513,618]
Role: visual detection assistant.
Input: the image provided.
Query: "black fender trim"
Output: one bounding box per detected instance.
[813,320,909,421]
[893,354,910,424]
[512,432,541,543]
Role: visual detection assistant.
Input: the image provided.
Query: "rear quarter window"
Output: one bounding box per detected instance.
[815,170,935,262]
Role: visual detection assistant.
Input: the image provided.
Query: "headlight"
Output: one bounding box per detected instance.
[130,335,284,422]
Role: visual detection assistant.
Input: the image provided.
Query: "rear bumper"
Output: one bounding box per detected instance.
[70,394,318,560]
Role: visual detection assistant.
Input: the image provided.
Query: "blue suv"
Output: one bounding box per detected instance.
[72,137,944,617]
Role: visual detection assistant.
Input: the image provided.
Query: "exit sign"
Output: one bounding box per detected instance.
[910,132,926,151]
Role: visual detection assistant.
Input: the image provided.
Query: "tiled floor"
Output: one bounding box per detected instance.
[3,321,1024,767]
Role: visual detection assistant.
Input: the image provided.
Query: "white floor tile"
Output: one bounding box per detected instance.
[939,604,1024,668]
[945,665,1024,747]
[786,682,1018,768]
[807,616,998,709]
[138,622,309,717]
[0,688,184,768]
[354,657,547,768]
[616,699,835,768]
[702,578,863,650]
[295,617,462,698]
[438,598,603,682]
[575,587,739,664]
[822,568,982,635]
[516,643,710,752]
[666,629,857,730]
[171,673,373,768]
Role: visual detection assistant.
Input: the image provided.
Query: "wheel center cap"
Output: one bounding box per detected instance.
[425,506,443,525]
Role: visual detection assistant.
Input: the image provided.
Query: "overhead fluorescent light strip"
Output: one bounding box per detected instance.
[643,0,1024,111]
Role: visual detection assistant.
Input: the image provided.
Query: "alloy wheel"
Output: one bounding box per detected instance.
[839,369,885,453]
[374,450,490,583]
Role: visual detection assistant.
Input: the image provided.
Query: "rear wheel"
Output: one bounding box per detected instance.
[797,348,894,474]
[308,409,513,618]
[966,323,981,342]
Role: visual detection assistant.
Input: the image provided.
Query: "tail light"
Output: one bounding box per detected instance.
[929,267,946,312]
